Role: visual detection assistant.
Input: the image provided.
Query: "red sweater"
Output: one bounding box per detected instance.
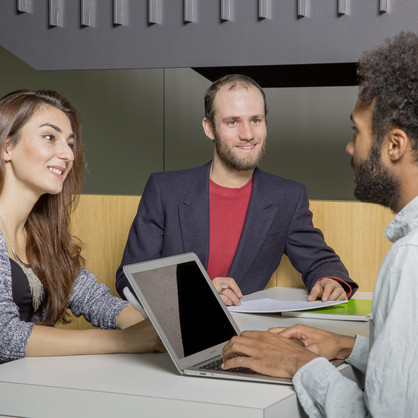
[206,178,252,279]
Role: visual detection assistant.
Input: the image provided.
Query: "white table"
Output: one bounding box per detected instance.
[0,288,371,418]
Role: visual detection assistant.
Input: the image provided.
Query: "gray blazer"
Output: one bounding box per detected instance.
[116,162,357,297]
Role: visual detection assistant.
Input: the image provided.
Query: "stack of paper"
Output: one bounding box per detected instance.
[227,298,348,314]
[282,299,372,321]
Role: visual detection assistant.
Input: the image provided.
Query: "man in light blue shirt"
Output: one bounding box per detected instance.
[222,31,418,417]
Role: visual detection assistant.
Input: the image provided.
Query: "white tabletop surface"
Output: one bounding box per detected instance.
[0,287,371,418]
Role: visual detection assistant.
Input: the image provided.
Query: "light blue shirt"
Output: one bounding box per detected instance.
[293,196,418,417]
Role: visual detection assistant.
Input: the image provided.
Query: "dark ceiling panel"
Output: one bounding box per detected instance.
[193,63,358,88]
[0,1,416,87]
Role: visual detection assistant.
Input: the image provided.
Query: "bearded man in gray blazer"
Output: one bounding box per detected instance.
[116,74,357,305]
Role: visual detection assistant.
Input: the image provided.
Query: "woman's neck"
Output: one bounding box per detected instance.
[0,185,35,263]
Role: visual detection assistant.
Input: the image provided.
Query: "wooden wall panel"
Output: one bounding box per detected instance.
[59,194,140,329]
[60,195,393,329]
[268,200,393,292]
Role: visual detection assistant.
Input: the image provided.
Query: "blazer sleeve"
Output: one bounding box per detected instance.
[116,173,166,297]
[284,187,357,294]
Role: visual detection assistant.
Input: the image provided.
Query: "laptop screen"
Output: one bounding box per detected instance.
[129,257,238,360]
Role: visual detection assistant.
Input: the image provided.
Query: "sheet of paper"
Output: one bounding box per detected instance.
[227,298,347,313]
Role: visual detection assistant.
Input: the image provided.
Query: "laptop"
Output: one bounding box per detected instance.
[123,252,292,385]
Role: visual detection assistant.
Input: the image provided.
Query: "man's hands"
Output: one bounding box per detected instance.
[269,324,355,360]
[212,277,243,306]
[222,330,317,378]
[213,276,348,305]
[308,278,348,301]
[222,324,355,379]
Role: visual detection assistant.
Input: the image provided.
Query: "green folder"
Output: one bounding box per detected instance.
[282,299,373,321]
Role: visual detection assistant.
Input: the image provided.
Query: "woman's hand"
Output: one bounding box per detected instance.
[120,318,166,354]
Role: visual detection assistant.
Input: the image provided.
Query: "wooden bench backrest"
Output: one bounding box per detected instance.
[65,195,393,329]
[269,200,393,290]
[70,194,141,297]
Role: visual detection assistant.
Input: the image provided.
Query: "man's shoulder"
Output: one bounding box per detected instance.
[145,162,210,194]
[393,225,418,249]
[151,163,208,180]
[254,168,306,192]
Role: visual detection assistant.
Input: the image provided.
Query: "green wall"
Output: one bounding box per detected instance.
[0,46,358,199]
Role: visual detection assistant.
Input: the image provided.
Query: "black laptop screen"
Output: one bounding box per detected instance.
[132,260,238,359]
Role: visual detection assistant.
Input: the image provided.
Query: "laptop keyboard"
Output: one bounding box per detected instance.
[199,358,256,375]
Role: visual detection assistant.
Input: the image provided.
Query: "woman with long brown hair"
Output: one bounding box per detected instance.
[0,89,163,362]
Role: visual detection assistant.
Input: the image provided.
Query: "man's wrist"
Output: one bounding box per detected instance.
[293,352,318,376]
[336,335,356,359]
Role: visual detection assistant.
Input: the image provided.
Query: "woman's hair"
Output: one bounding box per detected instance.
[357,31,418,159]
[0,89,84,324]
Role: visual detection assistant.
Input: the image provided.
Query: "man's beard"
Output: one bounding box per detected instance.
[352,144,400,212]
[213,129,266,171]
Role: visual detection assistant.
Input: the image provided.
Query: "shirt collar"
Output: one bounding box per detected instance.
[384,196,418,243]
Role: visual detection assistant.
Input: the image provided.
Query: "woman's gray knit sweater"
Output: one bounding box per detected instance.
[0,231,128,362]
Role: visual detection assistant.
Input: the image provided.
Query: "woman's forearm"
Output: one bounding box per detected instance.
[116,305,144,329]
[26,318,163,357]
[26,325,125,357]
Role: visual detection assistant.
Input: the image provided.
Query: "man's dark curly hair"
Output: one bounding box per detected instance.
[357,31,418,160]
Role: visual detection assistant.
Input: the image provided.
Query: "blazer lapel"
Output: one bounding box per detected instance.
[228,169,279,281]
[178,162,211,267]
